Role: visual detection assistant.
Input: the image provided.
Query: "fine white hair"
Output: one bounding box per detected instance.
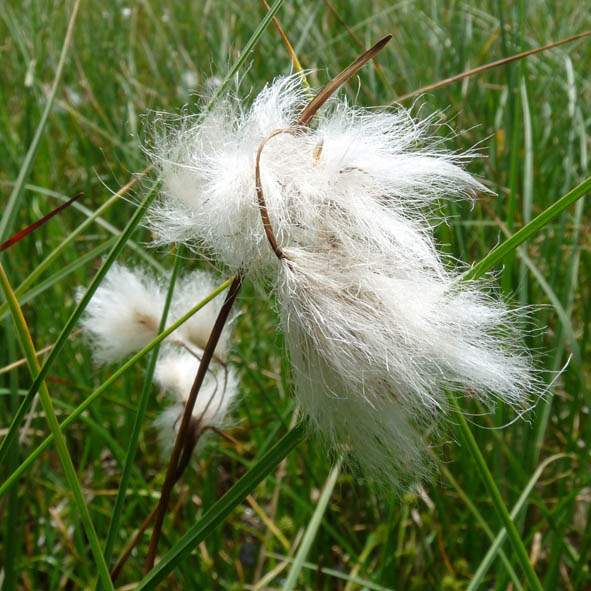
[78,264,230,364]
[147,74,543,489]
[153,349,239,455]
[77,264,166,364]
[169,269,230,361]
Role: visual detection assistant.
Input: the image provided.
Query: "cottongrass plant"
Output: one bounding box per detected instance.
[78,264,239,454]
[2,4,588,587]
[147,69,542,489]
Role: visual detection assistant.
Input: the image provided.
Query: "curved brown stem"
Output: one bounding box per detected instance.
[297,34,391,127]
[255,35,392,261]
[255,128,296,261]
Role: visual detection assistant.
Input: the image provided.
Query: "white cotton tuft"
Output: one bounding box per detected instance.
[147,74,543,490]
[77,264,166,364]
[169,269,230,362]
[153,349,239,454]
[78,264,231,365]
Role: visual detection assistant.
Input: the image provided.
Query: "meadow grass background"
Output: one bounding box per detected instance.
[0,0,590,589]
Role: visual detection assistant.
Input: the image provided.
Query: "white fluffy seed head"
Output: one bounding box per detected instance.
[147,74,543,490]
[77,264,166,364]
[148,75,484,276]
[153,349,239,454]
[170,269,230,362]
[78,264,231,365]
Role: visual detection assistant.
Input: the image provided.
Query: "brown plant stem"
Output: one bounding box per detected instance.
[255,35,392,260]
[297,34,391,127]
[112,505,158,582]
[393,31,590,103]
[255,129,297,261]
[144,274,243,573]
[112,420,200,581]
[0,192,83,253]
[111,419,237,581]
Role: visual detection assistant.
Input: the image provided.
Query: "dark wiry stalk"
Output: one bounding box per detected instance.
[144,274,243,572]
[255,129,296,261]
[0,192,83,253]
[112,419,201,581]
[112,427,239,580]
[394,31,590,103]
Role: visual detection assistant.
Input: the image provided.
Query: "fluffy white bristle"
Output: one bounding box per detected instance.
[154,349,239,454]
[77,264,166,364]
[79,264,230,364]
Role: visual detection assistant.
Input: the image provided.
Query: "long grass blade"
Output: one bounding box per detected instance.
[135,423,307,590]
[449,394,543,590]
[101,248,185,574]
[0,262,114,590]
[394,32,590,103]
[205,0,287,113]
[466,454,570,590]
[282,459,342,591]
[464,176,591,281]
[0,0,81,243]
[0,278,233,499]
[0,192,82,253]
[0,187,158,466]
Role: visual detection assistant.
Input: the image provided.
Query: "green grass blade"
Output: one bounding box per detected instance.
[0,263,114,590]
[436,461,524,590]
[267,551,395,591]
[0,278,232,499]
[205,0,286,113]
[449,394,543,591]
[518,75,533,306]
[101,248,184,571]
[466,454,569,590]
[282,459,342,591]
[135,423,307,591]
[11,175,157,295]
[0,238,116,322]
[0,0,80,243]
[464,175,591,281]
[0,187,157,467]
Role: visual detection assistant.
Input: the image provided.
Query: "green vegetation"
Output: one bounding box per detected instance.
[1,1,589,589]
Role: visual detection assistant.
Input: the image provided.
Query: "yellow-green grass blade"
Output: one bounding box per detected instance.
[282,459,342,591]
[464,176,590,282]
[0,262,114,590]
[0,187,158,466]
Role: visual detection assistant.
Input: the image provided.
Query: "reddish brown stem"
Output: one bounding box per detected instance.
[297,35,391,127]
[255,128,296,261]
[0,192,83,253]
[144,274,243,573]
[112,420,200,581]
[394,31,590,103]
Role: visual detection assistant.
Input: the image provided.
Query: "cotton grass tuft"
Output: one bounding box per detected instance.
[147,74,543,490]
[78,264,240,458]
[153,349,239,456]
[77,264,230,364]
